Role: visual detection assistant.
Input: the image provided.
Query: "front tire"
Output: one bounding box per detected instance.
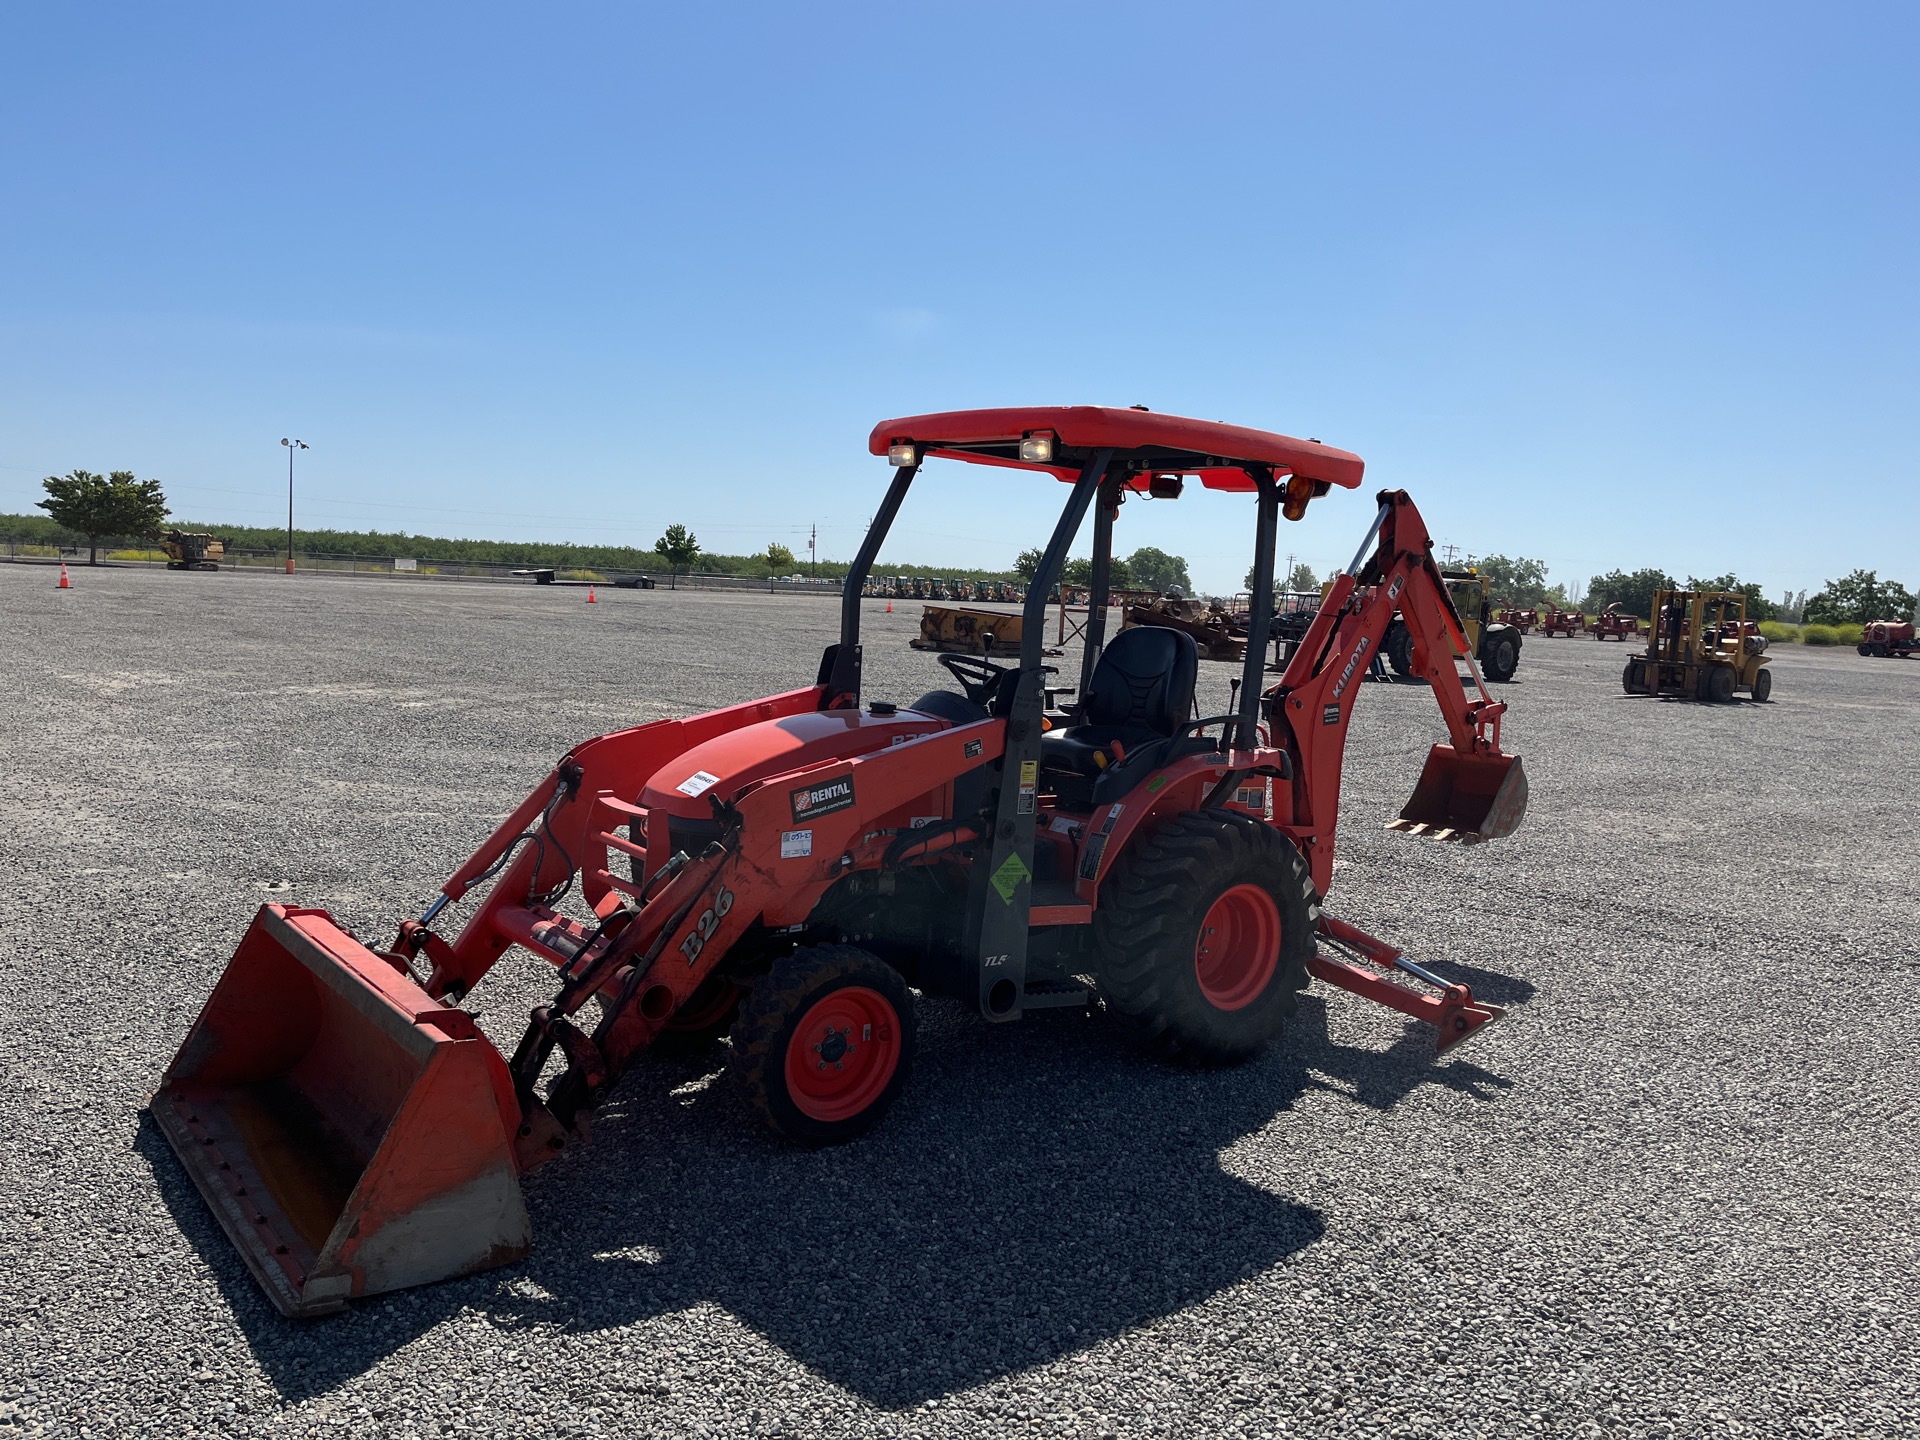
[1480,627,1520,683]
[731,945,914,1146]
[1700,665,1735,703]
[1094,812,1314,1063]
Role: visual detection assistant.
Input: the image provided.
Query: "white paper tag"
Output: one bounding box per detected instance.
[676,770,720,797]
[780,829,813,858]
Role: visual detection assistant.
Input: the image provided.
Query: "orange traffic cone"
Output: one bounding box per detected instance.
[57,563,71,590]
[586,585,597,604]
[885,599,892,613]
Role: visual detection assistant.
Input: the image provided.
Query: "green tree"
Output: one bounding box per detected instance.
[1012,547,1046,580]
[1804,569,1917,625]
[1685,574,1777,621]
[1244,560,1318,595]
[656,523,701,575]
[1475,554,1552,608]
[38,469,168,564]
[1124,546,1192,594]
[1586,567,1676,620]
[765,541,796,572]
[1061,555,1134,590]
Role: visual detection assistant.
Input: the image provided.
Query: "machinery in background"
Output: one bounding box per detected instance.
[1385,568,1522,683]
[160,531,226,570]
[1589,605,1642,641]
[910,604,1038,657]
[1121,594,1247,661]
[1623,589,1773,702]
[1541,608,1586,638]
[1858,619,1917,658]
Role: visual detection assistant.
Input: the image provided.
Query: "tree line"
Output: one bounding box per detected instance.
[26,469,1915,621]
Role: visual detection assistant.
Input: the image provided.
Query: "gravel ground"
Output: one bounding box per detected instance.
[2,561,1916,1440]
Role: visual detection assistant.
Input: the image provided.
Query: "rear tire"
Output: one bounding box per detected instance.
[1094,811,1314,1063]
[731,944,914,1146]
[1751,667,1773,702]
[1384,621,1415,678]
[1480,627,1520,683]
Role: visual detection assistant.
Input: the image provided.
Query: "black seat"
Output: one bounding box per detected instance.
[1041,626,1198,793]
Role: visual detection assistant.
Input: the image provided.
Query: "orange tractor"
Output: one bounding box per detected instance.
[152,407,1529,1316]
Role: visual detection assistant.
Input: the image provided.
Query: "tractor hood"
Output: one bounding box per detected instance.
[641,708,952,834]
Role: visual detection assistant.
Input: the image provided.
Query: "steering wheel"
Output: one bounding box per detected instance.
[938,652,1013,706]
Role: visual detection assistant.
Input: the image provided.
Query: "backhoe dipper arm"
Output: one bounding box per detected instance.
[1268,490,1525,895]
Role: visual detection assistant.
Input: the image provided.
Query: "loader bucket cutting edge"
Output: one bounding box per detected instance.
[150,905,529,1317]
[1389,745,1528,843]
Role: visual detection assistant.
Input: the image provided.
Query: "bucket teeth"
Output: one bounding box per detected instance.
[1383,819,1473,844]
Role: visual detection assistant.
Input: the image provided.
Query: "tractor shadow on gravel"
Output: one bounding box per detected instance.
[134,991,1515,1409]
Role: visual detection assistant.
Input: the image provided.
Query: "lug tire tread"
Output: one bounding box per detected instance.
[730,943,914,1146]
[1094,810,1314,1064]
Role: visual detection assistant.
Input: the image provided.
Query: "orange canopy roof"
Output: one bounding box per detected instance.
[867,406,1364,492]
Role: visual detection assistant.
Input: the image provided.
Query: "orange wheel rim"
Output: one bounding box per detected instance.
[783,986,900,1122]
[1194,883,1280,1011]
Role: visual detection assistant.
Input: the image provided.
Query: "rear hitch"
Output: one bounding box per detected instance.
[1308,914,1507,1057]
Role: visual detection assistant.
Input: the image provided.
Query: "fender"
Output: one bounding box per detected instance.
[1071,748,1285,904]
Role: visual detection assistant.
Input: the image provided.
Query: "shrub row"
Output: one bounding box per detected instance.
[1760,621,1865,647]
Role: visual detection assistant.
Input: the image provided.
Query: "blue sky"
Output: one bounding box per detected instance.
[2,3,1914,596]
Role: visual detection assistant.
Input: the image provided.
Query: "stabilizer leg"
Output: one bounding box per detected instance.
[1309,915,1507,1057]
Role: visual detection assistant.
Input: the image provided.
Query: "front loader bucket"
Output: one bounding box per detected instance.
[1389,745,1529,843]
[150,906,529,1317]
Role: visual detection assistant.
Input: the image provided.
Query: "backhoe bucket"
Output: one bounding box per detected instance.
[151,906,529,1317]
[1389,745,1529,843]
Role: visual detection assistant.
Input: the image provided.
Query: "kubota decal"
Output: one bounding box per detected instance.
[790,775,855,823]
[1330,634,1372,702]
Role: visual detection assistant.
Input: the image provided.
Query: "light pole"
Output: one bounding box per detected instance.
[280,438,308,573]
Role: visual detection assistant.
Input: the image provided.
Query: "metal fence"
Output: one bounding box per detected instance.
[0,535,852,594]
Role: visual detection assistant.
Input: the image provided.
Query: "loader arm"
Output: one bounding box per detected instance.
[508,718,1008,1166]
[1267,490,1526,897]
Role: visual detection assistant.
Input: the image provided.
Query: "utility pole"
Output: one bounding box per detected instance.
[1438,542,1461,567]
[809,522,817,574]
[280,438,308,574]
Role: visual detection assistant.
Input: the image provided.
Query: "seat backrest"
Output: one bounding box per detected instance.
[1081,624,1198,734]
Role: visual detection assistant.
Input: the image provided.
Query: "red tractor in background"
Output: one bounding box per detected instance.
[1541,608,1586,637]
[1858,619,1916,657]
[1589,605,1642,641]
[153,406,1528,1318]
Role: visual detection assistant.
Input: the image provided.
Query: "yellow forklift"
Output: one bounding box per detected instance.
[1623,589,1773,702]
